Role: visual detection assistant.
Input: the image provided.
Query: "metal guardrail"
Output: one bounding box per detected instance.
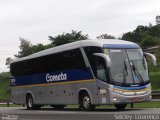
[0,99,11,107]
[152,91,160,99]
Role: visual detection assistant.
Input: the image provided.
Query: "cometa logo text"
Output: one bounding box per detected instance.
[46,73,67,82]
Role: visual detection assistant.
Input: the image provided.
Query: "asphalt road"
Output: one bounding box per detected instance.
[0,107,160,120]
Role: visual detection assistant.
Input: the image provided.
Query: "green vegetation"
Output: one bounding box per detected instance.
[0,104,22,107]
[150,72,160,91]
[122,24,160,48]
[49,30,88,46]
[132,101,160,108]
[0,72,11,100]
[97,102,160,108]
[14,38,54,58]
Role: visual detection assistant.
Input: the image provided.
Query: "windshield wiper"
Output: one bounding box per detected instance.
[130,60,144,84]
[123,61,128,84]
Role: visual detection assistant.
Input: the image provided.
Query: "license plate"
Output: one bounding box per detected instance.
[132,98,141,102]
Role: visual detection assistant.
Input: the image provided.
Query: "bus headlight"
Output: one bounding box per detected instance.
[113,97,121,102]
[113,97,117,101]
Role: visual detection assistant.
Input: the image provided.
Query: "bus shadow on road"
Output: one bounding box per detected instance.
[21,107,146,112]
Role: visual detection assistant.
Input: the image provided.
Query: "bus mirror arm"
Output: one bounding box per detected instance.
[93,53,111,68]
[144,52,157,66]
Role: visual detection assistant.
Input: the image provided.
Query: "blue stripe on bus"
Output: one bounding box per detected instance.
[113,85,147,90]
[103,44,140,49]
[11,69,93,86]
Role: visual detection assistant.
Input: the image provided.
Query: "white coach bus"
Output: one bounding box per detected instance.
[10,39,156,110]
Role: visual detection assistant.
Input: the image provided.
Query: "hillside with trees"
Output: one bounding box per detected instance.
[122,24,160,49]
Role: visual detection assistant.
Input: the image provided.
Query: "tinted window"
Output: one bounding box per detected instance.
[11,49,87,76]
[96,56,107,82]
[84,46,103,76]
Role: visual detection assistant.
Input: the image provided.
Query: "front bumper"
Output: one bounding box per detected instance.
[109,84,151,104]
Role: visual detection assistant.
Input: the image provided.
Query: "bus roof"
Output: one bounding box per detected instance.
[12,39,140,63]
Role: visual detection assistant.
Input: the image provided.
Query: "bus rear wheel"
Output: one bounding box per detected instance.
[80,93,95,111]
[114,104,127,110]
[26,95,40,110]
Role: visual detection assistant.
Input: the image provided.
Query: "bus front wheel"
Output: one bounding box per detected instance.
[80,93,95,111]
[114,104,127,110]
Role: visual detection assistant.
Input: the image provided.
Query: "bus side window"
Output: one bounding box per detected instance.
[83,46,103,76]
[95,57,107,82]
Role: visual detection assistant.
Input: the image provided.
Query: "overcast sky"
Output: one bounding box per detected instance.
[0,0,160,72]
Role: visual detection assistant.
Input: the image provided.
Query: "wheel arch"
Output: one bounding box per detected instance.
[78,88,93,104]
[26,91,34,104]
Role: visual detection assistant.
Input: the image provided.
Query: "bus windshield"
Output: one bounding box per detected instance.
[104,48,149,86]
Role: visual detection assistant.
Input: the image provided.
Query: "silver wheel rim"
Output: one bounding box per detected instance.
[83,96,90,109]
[28,98,33,108]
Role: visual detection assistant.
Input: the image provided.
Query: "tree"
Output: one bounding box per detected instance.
[122,24,160,48]
[48,30,89,46]
[15,38,33,58]
[5,57,14,67]
[97,34,115,39]
[149,22,153,28]
[15,38,53,58]
[32,43,54,53]
[156,15,160,25]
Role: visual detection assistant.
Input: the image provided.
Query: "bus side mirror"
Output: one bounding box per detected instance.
[144,52,157,66]
[93,53,111,68]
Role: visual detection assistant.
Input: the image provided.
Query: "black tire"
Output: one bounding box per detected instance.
[53,105,65,110]
[80,93,95,111]
[26,95,41,110]
[114,104,127,110]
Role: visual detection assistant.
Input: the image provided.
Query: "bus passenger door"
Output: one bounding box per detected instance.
[95,56,110,104]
